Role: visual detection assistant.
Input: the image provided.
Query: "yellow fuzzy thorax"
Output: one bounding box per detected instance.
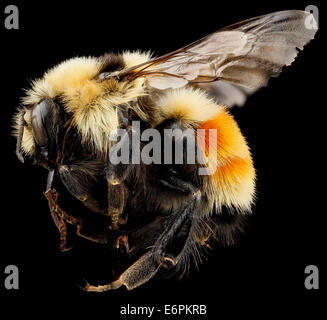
[19,52,151,155]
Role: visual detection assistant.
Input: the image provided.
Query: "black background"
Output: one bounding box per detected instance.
[1,0,324,317]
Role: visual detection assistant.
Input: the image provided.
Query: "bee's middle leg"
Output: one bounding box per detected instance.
[106,127,138,229]
[106,127,135,185]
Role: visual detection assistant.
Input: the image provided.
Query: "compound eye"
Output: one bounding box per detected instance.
[31,99,53,156]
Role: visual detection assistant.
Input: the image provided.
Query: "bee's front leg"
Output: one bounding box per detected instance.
[44,188,77,252]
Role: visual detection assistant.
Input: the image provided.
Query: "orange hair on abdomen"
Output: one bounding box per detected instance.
[199,109,256,212]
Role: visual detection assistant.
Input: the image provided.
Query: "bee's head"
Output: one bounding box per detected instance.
[14,52,151,162]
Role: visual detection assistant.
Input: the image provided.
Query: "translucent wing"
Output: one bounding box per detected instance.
[196,82,255,107]
[112,10,317,107]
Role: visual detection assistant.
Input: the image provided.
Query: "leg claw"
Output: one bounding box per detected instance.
[115,234,130,253]
[81,279,122,292]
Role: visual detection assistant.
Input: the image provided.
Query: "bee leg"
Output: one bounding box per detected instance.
[83,251,159,292]
[107,183,127,230]
[76,220,111,244]
[44,189,73,252]
[44,171,83,251]
[157,174,199,195]
[43,170,71,251]
[58,164,106,215]
[83,191,201,292]
[106,127,136,229]
[82,189,201,292]
[106,127,135,185]
[153,190,201,267]
[115,234,130,253]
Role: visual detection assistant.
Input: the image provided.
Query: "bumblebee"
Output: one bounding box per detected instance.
[14,10,316,291]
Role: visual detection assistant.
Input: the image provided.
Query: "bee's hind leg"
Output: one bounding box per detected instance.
[82,190,201,292]
[83,251,159,292]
